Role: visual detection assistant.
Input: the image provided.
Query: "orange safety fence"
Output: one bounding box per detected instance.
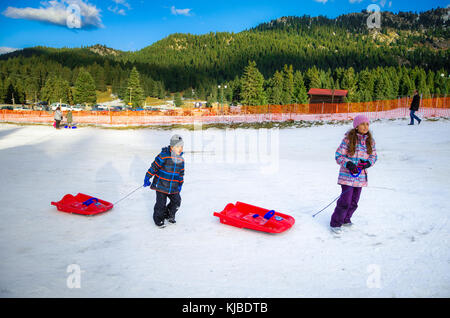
[1,96,449,126]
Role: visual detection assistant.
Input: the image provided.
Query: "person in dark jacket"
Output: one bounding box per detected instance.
[409,90,422,125]
[144,135,185,227]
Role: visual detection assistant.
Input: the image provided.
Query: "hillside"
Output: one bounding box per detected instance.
[0,8,448,105]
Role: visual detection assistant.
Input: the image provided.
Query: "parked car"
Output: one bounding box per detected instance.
[14,104,32,111]
[95,105,109,111]
[1,106,13,110]
[50,103,71,111]
[71,104,84,111]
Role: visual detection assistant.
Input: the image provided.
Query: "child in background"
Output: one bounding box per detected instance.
[144,135,185,228]
[54,106,63,129]
[331,115,378,235]
[66,110,73,128]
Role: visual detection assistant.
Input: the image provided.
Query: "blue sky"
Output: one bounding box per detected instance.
[0,0,448,52]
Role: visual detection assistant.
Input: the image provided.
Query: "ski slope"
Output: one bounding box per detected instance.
[0,119,449,297]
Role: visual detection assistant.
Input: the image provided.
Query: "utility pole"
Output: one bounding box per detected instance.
[129,87,133,108]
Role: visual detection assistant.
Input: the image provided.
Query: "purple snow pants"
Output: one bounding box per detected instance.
[330,185,362,227]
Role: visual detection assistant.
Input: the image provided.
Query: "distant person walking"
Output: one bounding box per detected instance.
[409,90,422,125]
[54,106,63,129]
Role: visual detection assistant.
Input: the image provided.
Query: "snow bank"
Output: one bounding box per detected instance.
[0,118,448,297]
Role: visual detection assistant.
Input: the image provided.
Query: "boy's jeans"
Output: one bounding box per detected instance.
[153,191,181,225]
[410,110,421,124]
[330,185,362,227]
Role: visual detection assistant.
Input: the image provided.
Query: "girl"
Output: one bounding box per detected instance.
[330,115,378,234]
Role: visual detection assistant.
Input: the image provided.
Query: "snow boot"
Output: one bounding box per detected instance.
[156,221,166,229]
[330,226,342,235]
[168,217,176,224]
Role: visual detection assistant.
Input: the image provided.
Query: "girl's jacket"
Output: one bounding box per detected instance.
[147,146,184,194]
[335,132,377,187]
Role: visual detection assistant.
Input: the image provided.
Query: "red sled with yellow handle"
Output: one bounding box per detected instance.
[51,193,113,216]
[214,201,295,234]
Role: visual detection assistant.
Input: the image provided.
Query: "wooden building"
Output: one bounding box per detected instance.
[308,88,348,104]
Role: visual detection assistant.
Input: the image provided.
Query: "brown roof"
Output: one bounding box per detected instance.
[308,88,348,97]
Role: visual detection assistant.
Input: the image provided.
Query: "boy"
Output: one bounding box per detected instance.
[66,110,73,128]
[144,135,185,228]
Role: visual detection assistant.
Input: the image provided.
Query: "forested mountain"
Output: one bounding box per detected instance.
[0,7,448,106]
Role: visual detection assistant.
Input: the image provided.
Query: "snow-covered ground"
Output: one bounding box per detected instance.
[0,119,449,298]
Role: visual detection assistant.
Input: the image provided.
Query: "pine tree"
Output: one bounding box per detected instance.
[240,61,266,106]
[426,70,435,95]
[157,81,166,99]
[305,66,321,90]
[174,92,183,107]
[293,71,309,104]
[73,68,97,106]
[126,67,145,108]
[0,78,5,103]
[41,75,72,104]
[281,64,294,104]
[374,72,386,100]
[357,69,374,102]
[341,67,357,102]
[268,70,284,104]
[400,73,415,97]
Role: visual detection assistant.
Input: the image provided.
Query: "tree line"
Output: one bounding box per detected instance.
[0,7,448,106]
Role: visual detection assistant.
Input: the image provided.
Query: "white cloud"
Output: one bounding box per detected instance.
[170,6,192,16]
[108,0,131,15]
[112,0,131,10]
[2,0,103,29]
[0,47,20,55]
[314,0,328,3]
[108,6,126,15]
[349,0,363,3]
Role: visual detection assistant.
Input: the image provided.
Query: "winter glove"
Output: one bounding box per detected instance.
[144,174,152,187]
[346,161,360,174]
[357,159,371,170]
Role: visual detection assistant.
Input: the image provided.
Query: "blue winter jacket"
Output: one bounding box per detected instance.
[147,146,184,194]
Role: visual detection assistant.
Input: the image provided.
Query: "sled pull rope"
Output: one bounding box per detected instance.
[312,188,353,218]
[114,185,144,206]
[312,163,367,218]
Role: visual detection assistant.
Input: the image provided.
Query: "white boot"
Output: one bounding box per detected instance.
[330,226,342,235]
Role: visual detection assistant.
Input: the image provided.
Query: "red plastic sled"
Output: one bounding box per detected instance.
[51,193,113,216]
[214,201,295,234]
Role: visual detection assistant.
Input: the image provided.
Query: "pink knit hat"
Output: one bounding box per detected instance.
[353,115,369,129]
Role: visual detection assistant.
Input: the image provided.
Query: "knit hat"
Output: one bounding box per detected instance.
[353,115,369,129]
[170,134,184,147]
